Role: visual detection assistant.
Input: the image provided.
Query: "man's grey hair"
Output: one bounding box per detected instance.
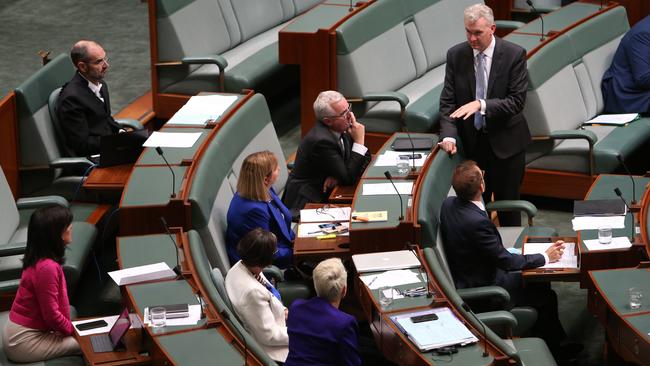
[70,40,101,66]
[313,90,345,121]
[464,3,494,26]
[313,258,347,302]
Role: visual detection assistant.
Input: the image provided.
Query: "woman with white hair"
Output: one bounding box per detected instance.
[284,258,361,366]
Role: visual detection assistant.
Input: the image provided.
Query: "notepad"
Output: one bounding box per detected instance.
[391,307,478,351]
[108,262,176,286]
[583,113,640,126]
[523,242,578,269]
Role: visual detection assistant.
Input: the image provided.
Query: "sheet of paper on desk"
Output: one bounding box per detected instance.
[297,222,350,237]
[167,95,238,125]
[143,131,202,148]
[300,207,351,222]
[108,262,176,286]
[143,305,202,327]
[362,182,413,195]
[523,242,578,269]
[360,269,422,289]
[584,113,639,125]
[583,236,632,251]
[391,307,478,351]
[571,215,625,231]
[374,151,428,167]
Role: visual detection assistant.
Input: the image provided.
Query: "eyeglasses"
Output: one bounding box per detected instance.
[84,56,109,66]
[325,104,352,120]
[315,204,346,220]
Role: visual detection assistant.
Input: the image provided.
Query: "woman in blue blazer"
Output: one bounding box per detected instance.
[226,151,294,269]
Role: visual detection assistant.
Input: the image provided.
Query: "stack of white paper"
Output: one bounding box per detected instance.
[571,215,625,231]
[360,269,422,289]
[108,262,176,286]
[584,113,640,126]
[523,242,578,269]
[362,182,413,196]
[374,151,428,167]
[583,236,632,251]
[166,95,238,125]
[143,131,202,148]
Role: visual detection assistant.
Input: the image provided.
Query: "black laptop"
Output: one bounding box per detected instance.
[97,129,149,167]
[90,308,132,353]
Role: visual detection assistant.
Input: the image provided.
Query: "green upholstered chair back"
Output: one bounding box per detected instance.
[47,87,75,158]
[416,150,462,247]
[14,54,74,168]
[188,94,287,274]
[187,230,278,366]
[0,167,20,245]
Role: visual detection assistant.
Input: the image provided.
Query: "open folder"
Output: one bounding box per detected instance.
[391,307,478,351]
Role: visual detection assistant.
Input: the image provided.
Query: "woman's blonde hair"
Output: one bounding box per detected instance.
[313,258,347,302]
[237,151,278,201]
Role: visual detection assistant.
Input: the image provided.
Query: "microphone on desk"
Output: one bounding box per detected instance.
[155,146,176,198]
[384,171,404,220]
[461,302,489,357]
[526,0,546,41]
[160,216,183,278]
[402,123,418,173]
[617,155,637,205]
[406,243,432,298]
[349,0,353,12]
[614,188,636,242]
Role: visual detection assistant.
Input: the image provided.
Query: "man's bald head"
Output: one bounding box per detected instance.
[70,40,109,84]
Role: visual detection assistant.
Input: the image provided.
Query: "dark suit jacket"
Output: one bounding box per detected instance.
[226,188,294,269]
[439,197,544,291]
[56,72,121,156]
[283,122,371,211]
[285,297,361,366]
[439,37,530,159]
[602,15,650,114]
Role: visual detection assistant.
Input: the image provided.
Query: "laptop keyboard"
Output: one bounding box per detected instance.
[90,334,113,353]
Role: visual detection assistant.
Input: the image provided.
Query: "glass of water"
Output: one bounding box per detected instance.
[629,287,643,310]
[150,307,166,328]
[396,156,410,175]
[598,225,612,244]
[379,287,394,309]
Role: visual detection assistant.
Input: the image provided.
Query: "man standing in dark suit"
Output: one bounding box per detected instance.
[602,14,650,114]
[57,40,122,156]
[283,90,371,212]
[440,160,581,360]
[438,3,530,226]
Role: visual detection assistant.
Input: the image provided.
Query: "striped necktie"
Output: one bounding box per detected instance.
[254,273,282,301]
[474,52,486,130]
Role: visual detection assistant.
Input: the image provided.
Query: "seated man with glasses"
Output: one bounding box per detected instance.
[283,90,371,213]
[56,39,123,156]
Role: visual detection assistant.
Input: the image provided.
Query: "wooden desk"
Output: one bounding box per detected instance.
[329,185,355,204]
[522,236,581,282]
[84,164,133,192]
[588,266,650,365]
[294,203,350,262]
[76,328,150,366]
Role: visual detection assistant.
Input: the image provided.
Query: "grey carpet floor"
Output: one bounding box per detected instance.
[0,1,606,364]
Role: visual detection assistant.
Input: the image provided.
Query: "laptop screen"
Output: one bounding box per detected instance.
[109,308,131,347]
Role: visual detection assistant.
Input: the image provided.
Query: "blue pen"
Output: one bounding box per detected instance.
[367,276,378,287]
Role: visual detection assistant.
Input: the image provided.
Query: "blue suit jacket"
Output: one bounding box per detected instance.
[285,297,361,366]
[439,197,544,292]
[226,188,294,268]
[602,15,650,114]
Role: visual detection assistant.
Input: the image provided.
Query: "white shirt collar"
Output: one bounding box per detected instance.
[471,200,486,212]
[473,35,496,59]
[79,73,103,96]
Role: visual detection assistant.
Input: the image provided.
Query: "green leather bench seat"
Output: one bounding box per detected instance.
[156,0,322,96]
[0,311,84,366]
[188,94,288,273]
[0,168,97,296]
[506,6,649,175]
[336,0,478,134]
